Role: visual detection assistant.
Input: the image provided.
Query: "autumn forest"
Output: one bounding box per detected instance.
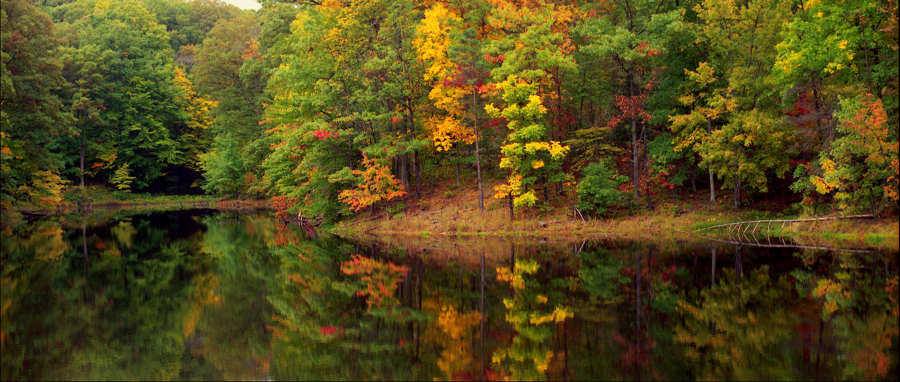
[2,0,898,220]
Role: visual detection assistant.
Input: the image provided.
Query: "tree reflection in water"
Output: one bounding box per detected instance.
[1,210,897,380]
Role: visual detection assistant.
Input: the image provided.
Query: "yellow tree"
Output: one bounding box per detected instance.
[172,66,216,191]
[486,76,568,220]
[414,3,473,166]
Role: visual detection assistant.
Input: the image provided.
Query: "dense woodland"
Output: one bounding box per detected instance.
[2,0,898,221]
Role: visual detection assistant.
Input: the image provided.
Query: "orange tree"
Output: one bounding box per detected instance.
[337,154,408,214]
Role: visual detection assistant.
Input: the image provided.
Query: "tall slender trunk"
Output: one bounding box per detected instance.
[413,150,421,201]
[706,116,716,203]
[473,87,484,212]
[80,121,85,189]
[480,252,485,380]
[455,143,461,186]
[405,100,421,201]
[630,74,640,198]
[860,16,873,94]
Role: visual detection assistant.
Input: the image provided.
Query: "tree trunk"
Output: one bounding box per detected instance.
[455,143,461,186]
[630,75,640,198]
[414,150,421,202]
[706,116,716,203]
[733,175,741,209]
[80,121,85,189]
[473,87,484,212]
[406,99,421,201]
[399,153,409,189]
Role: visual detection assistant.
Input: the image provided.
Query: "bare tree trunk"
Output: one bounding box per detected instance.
[706,116,716,203]
[473,87,484,212]
[80,124,85,189]
[630,75,640,198]
[414,150,421,201]
[406,100,421,201]
[455,143,461,186]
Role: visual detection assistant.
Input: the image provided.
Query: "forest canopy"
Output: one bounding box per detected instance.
[2,0,897,218]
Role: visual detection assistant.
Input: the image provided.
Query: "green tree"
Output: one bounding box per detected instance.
[0,0,73,207]
[577,0,683,201]
[196,11,282,195]
[70,0,185,191]
[200,133,245,196]
[672,0,792,208]
[576,159,626,217]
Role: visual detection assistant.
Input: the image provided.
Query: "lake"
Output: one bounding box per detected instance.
[1,209,897,380]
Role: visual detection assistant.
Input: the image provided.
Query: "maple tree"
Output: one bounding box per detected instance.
[337,154,408,213]
[793,93,899,213]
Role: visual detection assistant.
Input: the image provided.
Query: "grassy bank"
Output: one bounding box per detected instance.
[330,180,899,252]
[1,186,270,226]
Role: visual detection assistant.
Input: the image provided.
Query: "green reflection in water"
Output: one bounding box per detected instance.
[1,211,897,381]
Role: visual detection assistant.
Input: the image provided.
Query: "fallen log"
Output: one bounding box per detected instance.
[696,214,874,234]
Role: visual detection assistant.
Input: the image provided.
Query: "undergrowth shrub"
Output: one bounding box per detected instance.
[576,160,627,217]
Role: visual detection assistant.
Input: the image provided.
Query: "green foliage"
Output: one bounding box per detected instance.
[578,248,628,301]
[576,160,626,217]
[1,0,73,206]
[200,134,245,196]
[110,163,136,192]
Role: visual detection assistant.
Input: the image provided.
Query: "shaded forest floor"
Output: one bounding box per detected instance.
[330,177,899,252]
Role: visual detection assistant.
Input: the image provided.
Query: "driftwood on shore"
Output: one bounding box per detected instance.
[695,214,875,235]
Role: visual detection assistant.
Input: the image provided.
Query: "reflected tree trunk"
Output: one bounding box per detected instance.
[82,222,93,306]
[480,252,485,381]
[415,256,423,361]
[634,249,642,381]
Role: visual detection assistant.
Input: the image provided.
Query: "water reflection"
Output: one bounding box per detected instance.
[1,210,897,380]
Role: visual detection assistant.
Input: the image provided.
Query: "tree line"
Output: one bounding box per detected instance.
[2,0,897,219]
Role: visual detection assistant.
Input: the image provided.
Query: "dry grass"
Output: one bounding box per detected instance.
[330,178,899,253]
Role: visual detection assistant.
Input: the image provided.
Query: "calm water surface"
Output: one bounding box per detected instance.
[1,209,897,380]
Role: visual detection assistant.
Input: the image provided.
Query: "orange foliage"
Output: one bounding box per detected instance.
[340,254,409,311]
[338,154,407,212]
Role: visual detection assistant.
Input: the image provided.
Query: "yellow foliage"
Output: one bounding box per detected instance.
[810,158,841,194]
[414,4,460,81]
[493,175,523,200]
[17,170,68,208]
[427,116,474,151]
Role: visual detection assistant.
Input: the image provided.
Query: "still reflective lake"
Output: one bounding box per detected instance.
[1,209,897,380]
